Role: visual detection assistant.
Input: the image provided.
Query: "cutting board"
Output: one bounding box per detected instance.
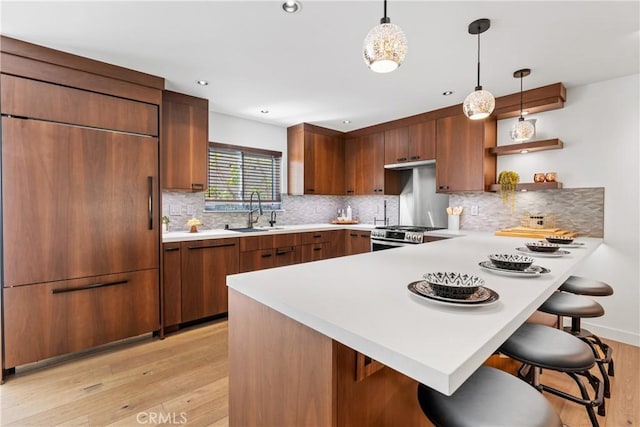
[495,226,577,239]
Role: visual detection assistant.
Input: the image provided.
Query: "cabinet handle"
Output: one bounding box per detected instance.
[313,247,322,252]
[164,247,180,252]
[306,188,315,192]
[347,190,354,193]
[261,253,273,258]
[350,233,358,237]
[191,183,204,191]
[438,185,449,190]
[313,234,322,238]
[276,247,294,255]
[52,279,128,294]
[148,176,153,230]
[397,157,407,162]
[360,234,369,238]
[410,155,420,160]
[187,243,236,250]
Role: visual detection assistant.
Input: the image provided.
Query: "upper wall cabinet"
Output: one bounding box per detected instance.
[384,121,436,166]
[435,115,497,193]
[345,133,400,195]
[161,90,209,191]
[288,123,345,195]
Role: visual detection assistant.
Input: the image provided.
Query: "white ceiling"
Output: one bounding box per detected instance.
[2,1,638,132]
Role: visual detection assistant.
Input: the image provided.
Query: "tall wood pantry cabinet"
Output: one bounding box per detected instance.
[0,36,163,378]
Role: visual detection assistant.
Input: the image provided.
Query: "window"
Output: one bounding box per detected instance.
[205,142,282,211]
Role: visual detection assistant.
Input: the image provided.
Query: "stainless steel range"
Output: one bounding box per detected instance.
[370,225,446,251]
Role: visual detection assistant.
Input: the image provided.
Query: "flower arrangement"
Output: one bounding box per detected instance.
[498,171,519,212]
[186,217,202,233]
[162,216,170,233]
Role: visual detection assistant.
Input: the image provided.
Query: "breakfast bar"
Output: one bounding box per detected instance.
[227,232,602,426]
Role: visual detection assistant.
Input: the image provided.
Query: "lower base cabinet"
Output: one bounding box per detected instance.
[3,269,160,368]
[345,230,371,255]
[180,238,239,323]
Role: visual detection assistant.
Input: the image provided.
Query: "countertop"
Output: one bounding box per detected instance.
[226,231,602,395]
[162,223,377,243]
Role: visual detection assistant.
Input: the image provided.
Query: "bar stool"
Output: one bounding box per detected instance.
[417,366,563,427]
[500,322,605,427]
[559,276,614,297]
[539,291,614,398]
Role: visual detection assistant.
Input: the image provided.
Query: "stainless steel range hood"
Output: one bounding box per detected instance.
[384,159,436,170]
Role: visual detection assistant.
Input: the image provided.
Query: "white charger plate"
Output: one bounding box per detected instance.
[407,281,499,307]
[516,247,571,257]
[479,261,550,277]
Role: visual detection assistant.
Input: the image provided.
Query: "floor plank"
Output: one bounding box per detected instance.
[0,319,637,426]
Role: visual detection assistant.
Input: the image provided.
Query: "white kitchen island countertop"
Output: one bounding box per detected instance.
[227,231,602,395]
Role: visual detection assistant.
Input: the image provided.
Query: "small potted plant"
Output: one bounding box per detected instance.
[498,171,519,212]
[161,216,170,233]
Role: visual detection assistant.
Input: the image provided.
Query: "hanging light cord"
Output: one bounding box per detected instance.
[380,0,390,24]
[519,74,524,119]
[475,30,482,90]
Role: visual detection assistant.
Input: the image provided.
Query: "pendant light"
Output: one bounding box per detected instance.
[510,68,536,142]
[463,18,495,120]
[363,0,407,73]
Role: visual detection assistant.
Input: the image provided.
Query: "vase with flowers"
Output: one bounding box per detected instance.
[498,171,519,212]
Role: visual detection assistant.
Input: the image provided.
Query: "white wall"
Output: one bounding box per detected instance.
[498,74,640,345]
[209,112,288,189]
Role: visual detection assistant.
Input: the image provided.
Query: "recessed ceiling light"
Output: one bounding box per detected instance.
[260,109,270,114]
[521,111,530,116]
[282,1,301,13]
[442,90,453,96]
[342,120,351,124]
[520,150,529,154]
[196,80,209,86]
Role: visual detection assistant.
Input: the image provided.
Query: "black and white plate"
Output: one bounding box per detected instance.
[479,261,550,277]
[407,281,499,306]
[539,240,585,248]
[516,247,571,257]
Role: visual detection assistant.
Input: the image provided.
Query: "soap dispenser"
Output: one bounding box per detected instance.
[346,205,352,220]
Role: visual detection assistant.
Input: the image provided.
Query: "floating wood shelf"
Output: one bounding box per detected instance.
[489,139,564,156]
[489,182,563,192]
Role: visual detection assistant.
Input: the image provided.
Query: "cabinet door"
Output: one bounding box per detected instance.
[409,121,436,161]
[344,137,359,195]
[163,244,182,328]
[181,238,239,322]
[274,246,297,267]
[3,269,160,368]
[299,243,330,263]
[304,133,345,195]
[2,117,159,287]
[345,231,371,255]
[384,127,409,164]
[161,91,208,191]
[435,115,496,192]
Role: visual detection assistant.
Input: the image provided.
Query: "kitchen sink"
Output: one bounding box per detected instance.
[228,227,266,233]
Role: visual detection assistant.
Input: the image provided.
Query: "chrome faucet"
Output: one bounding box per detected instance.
[269,210,277,227]
[247,191,263,228]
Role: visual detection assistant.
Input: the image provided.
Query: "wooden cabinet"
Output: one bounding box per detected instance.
[162,243,183,328]
[287,123,345,195]
[239,234,299,273]
[180,238,239,322]
[345,230,371,255]
[384,121,436,165]
[298,230,344,262]
[435,114,496,193]
[345,133,400,195]
[4,269,159,368]
[161,90,209,191]
[2,117,159,287]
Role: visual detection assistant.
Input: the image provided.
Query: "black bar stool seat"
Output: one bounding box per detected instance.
[417,366,563,427]
[540,291,614,396]
[500,323,605,427]
[559,276,613,297]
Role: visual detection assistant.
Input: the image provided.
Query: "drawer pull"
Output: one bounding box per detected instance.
[313,247,322,252]
[397,157,407,162]
[187,243,236,250]
[52,279,128,294]
[147,176,153,230]
[261,253,273,258]
[276,247,294,255]
[191,183,204,190]
[350,233,358,237]
[164,247,180,252]
[313,234,322,238]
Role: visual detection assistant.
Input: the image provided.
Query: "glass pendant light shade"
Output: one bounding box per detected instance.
[463,19,494,119]
[363,1,407,73]
[463,89,495,120]
[510,117,536,141]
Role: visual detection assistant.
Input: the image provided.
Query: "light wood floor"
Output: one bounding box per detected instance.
[1,319,637,426]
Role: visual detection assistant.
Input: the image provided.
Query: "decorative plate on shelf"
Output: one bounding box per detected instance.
[479,261,550,277]
[516,247,571,257]
[407,281,499,307]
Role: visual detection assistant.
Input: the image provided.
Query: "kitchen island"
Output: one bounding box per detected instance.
[227,232,602,426]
